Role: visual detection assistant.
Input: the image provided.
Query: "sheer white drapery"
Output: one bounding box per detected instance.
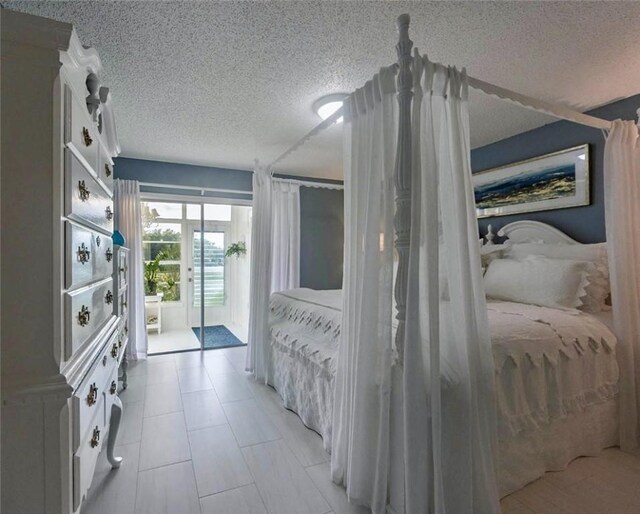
[604,120,640,451]
[271,180,300,293]
[245,162,273,381]
[402,57,500,513]
[331,67,398,513]
[332,59,500,514]
[114,179,148,360]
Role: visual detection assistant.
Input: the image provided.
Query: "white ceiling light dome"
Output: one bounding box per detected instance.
[313,93,349,123]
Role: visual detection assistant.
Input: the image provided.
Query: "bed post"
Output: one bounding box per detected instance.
[394,14,413,363]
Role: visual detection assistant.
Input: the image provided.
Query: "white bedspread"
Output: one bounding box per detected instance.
[268,288,620,494]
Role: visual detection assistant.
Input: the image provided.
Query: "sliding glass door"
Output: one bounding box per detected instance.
[142,199,250,354]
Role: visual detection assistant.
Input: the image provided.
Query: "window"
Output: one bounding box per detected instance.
[142,201,182,221]
[186,203,231,221]
[142,206,182,302]
[193,231,225,306]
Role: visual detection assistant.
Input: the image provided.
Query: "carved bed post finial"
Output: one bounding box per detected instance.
[394,14,413,363]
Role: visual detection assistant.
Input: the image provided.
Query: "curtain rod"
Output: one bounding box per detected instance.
[272,176,344,190]
[268,106,345,169]
[138,181,250,196]
[467,76,613,130]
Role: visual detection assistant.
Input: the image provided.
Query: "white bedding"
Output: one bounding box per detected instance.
[268,288,619,496]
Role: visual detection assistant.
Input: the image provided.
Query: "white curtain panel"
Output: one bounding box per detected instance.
[332,60,500,514]
[271,181,300,293]
[245,163,273,381]
[114,179,148,360]
[331,66,398,513]
[604,120,640,451]
[403,57,500,513]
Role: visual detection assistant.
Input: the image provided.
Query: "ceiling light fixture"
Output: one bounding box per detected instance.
[313,94,348,123]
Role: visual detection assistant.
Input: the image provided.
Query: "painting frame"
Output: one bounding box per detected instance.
[473,144,590,219]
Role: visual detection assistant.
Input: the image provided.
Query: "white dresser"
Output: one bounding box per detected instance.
[1,10,128,514]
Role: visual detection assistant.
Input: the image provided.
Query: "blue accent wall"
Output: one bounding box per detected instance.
[114,157,345,289]
[472,94,640,244]
[114,157,253,200]
[299,187,344,290]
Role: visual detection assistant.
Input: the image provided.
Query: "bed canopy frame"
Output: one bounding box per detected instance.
[269,14,619,170]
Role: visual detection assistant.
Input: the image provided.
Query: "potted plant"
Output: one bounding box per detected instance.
[144,251,166,295]
[225,241,247,259]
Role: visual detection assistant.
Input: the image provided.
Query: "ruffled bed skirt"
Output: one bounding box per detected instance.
[497,398,618,496]
[267,334,335,452]
[267,334,619,497]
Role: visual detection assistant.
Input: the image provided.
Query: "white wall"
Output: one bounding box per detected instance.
[229,206,252,330]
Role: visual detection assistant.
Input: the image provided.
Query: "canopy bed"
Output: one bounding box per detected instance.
[246,13,640,514]
[267,220,619,498]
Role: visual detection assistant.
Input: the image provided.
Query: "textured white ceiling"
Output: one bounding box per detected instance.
[7,1,640,179]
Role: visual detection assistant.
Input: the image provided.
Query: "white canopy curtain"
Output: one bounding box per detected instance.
[402,57,499,513]
[246,162,273,381]
[114,179,148,360]
[332,57,500,513]
[604,120,640,451]
[331,66,398,514]
[271,180,300,293]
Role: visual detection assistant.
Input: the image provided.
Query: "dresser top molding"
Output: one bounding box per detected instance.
[3,9,120,157]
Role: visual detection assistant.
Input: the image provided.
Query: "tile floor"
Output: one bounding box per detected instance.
[83,347,640,514]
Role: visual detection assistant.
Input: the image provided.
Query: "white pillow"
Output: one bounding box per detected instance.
[484,255,593,310]
[506,243,609,312]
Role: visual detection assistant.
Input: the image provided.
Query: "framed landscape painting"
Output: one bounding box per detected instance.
[473,144,590,219]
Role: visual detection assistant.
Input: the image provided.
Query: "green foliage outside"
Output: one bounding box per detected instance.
[143,228,181,301]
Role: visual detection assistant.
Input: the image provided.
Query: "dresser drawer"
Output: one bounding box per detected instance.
[64,278,115,358]
[99,144,115,196]
[65,148,114,235]
[65,222,114,290]
[65,85,99,174]
[72,399,106,511]
[72,333,118,449]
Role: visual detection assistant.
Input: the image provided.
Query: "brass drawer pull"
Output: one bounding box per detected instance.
[109,380,117,395]
[105,290,113,304]
[96,236,101,247]
[78,180,91,201]
[105,248,113,262]
[90,426,100,448]
[86,383,98,406]
[82,127,93,147]
[105,206,113,221]
[77,305,90,326]
[105,163,112,178]
[111,343,118,359]
[77,243,90,264]
[102,355,108,366]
